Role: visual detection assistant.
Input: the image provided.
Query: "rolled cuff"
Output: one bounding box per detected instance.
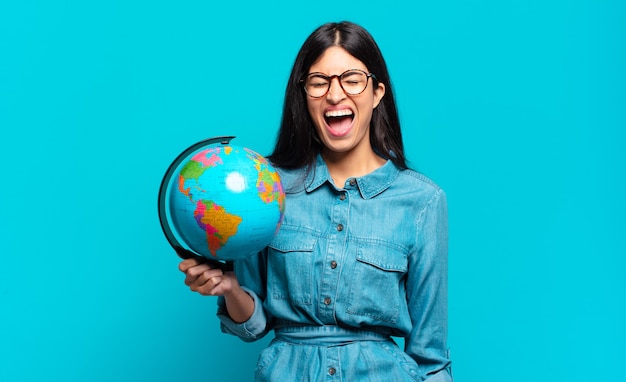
[424,368,453,382]
[217,286,267,341]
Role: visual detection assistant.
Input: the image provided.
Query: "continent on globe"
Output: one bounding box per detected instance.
[246,149,286,211]
[177,148,224,198]
[194,200,243,257]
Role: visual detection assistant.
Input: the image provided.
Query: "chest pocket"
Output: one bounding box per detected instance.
[346,240,408,324]
[267,225,319,306]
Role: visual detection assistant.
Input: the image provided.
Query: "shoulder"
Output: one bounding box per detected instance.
[275,166,309,194]
[396,168,445,200]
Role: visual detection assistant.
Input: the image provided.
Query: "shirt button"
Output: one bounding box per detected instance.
[349,178,357,186]
[330,260,337,269]
[324,297,332,305]
[339,193,346,201]
[328,367,336,375]
[337,224,344,231]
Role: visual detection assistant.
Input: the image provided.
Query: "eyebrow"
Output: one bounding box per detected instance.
[307,69,367,77]
[307,72,331,78]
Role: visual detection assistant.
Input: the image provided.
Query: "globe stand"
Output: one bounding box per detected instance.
[158,136,236,272]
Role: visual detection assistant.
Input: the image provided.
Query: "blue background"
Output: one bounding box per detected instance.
[1,1,624,381]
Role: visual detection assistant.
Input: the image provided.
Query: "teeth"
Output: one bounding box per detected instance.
[325,109,353,118]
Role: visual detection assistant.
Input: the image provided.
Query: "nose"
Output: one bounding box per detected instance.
[326,77,346,103]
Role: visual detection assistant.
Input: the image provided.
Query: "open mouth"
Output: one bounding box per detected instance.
[324,109,354,135]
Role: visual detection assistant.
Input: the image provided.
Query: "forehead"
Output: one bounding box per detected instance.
[309,46,368,74]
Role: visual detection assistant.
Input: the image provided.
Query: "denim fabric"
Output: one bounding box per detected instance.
[218,155,451,381]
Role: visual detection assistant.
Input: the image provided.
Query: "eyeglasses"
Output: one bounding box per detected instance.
[302,69,376,98]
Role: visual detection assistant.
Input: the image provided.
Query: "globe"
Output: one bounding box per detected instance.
[158,136,285,264]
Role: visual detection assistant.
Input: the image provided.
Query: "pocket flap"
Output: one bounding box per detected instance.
[268,225,317,252]
[356,243,407,272]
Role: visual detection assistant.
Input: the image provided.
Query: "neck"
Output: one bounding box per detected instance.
[322,149,386,187]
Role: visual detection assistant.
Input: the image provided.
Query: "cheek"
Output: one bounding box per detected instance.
[356,101,375,126]
[358,112,373,131]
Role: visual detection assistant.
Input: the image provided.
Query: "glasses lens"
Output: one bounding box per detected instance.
[340,70,368,95]
[305,74,330,98]
[304,70,370,97]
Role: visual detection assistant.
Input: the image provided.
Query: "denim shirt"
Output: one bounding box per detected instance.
[218,155,451,380]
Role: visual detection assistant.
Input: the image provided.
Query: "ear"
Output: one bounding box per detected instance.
[372,82,386,108]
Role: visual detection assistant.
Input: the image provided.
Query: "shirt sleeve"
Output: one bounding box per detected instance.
[405,188,453,380]
[216,250,272,342]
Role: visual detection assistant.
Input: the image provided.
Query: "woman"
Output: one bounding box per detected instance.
[179,21,452,381]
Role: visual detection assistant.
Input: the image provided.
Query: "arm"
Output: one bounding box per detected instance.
[179,251,271,341]
[405,189,452,380]
[179,258,254,323]
[216,250,272,341]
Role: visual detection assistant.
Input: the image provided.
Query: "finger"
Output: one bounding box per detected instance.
[191,274,221,294]
[187,268,221,290]
[184,268,207,286]
[195,268,227,295]
[193,269,223,291]
[178,258,200,272]
[186,263,214,278]
[194,268,223,285]
[198,276,223,296]
[183,264,210,286]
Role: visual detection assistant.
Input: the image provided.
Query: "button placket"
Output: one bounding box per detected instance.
[326,347,339,379]
[319,184,349,324]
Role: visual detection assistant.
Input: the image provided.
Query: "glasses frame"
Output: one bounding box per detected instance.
[301,69,377,98]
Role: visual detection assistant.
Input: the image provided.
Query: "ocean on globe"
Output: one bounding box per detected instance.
[163,141,285,261]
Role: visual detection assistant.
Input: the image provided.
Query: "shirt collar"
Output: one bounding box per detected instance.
[305,154,401,199]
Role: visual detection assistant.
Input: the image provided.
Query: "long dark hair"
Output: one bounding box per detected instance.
[268,21,407,170]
